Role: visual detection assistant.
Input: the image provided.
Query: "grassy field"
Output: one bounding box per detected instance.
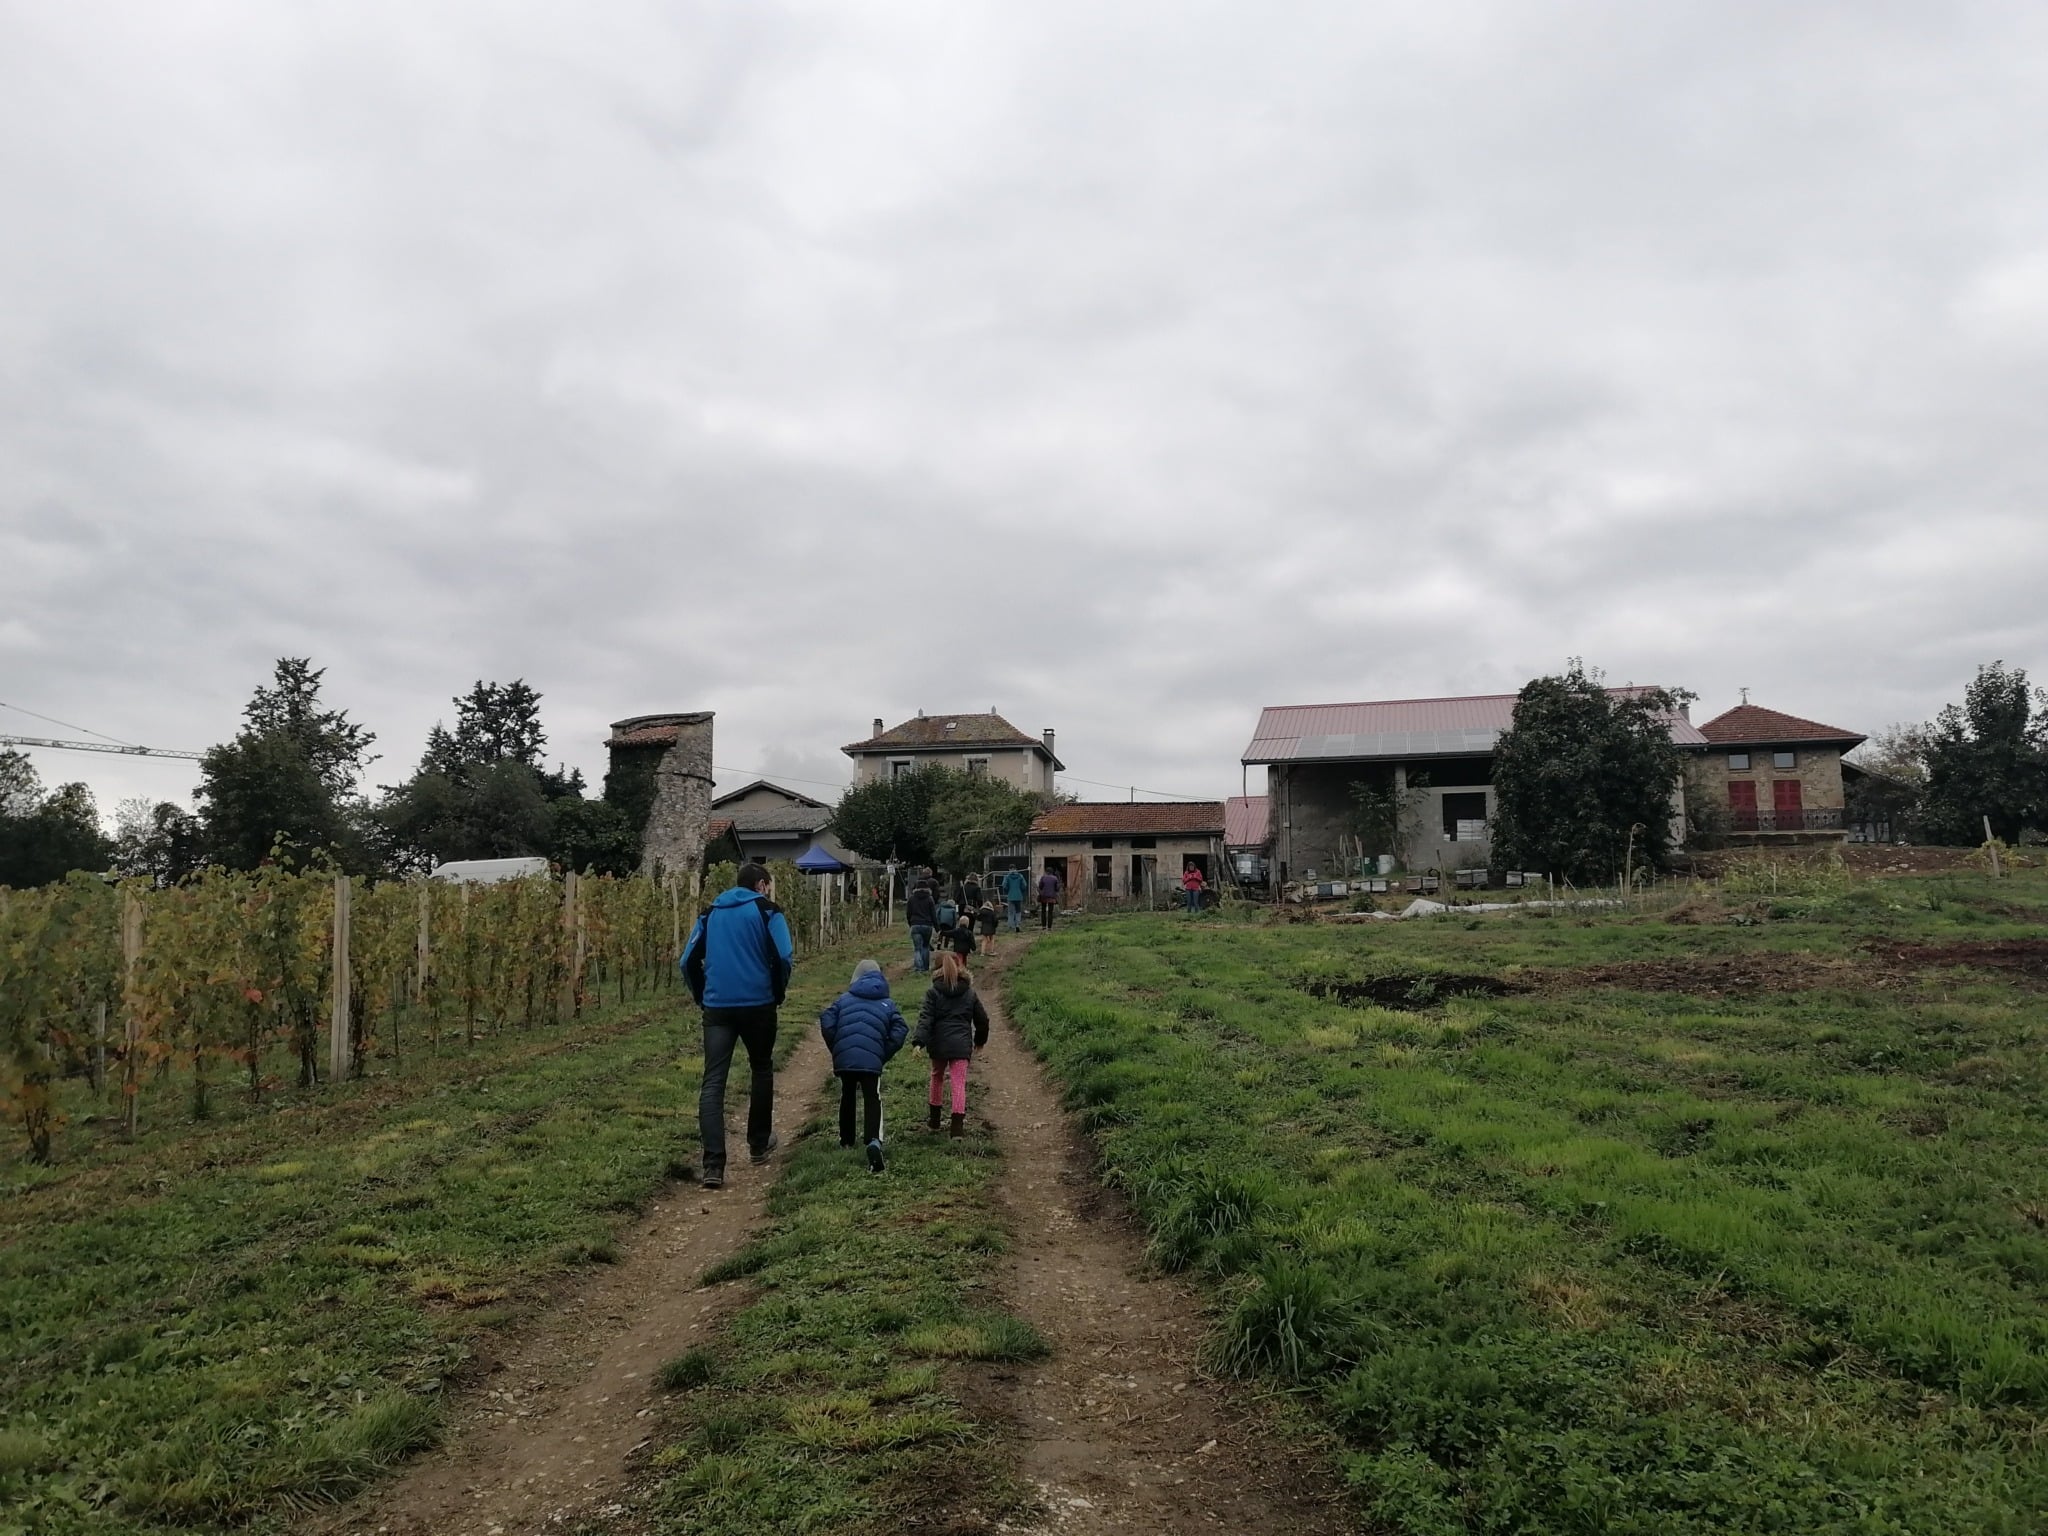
[1005,870,2048,1534]
[616,1003,1041,1536]
[0,935,874,1536]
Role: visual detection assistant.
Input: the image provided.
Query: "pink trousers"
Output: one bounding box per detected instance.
[928,1058,969,1115]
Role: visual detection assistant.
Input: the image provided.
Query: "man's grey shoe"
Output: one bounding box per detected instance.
[701,1172,724,1189]
[866,1139,885,1174]
[749,1132,780,1165]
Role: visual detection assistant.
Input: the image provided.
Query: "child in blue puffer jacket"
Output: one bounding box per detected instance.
[819,959,909,1173]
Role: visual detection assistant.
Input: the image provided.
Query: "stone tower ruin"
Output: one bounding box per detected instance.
[605,712,715,879]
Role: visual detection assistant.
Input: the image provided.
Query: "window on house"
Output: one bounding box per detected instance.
[1129,837,1156,849]
[1441,791,1489,841]
[1093,856,1112,892]
[1728,752,1751,771]
[1773,750,1797,769]
[889,758,913,779]
[966,757,989,776]
[1091,837,1113,849]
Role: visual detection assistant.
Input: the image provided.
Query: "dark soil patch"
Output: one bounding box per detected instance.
[1864,938,2048,984]
[1301,973,1522,1010]
[1535,955,1852,997]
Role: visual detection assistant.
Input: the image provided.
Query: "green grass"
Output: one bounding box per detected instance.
[1007,870,2048,1534]
[0,934,883,1535]
[625,990,1039,1535]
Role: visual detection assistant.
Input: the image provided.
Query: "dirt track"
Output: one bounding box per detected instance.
[973,940,1355,1534]
[315,1029,829,1536]
[316,939,1355,1534]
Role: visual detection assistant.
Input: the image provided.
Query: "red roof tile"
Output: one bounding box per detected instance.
[607,711,713,748]
[1225,795,1270,847]
[1696,705,1864,747]
[1029,801,1225,838]
[843,712,1048,754]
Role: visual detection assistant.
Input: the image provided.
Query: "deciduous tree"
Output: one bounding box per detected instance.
[1490,663,1688,884]
[0,751,112,887]
[1920,662,2048,844]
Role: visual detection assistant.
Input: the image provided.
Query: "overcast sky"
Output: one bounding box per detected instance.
[4,1,2045,819]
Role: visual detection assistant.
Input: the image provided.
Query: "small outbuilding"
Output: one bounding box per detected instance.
[1224,795,1271,887]
[1027,801,1226,903]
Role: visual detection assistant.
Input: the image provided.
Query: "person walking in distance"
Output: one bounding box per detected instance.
[1180,861,1207,915]
[913,950,990,1138]
[818,958,907,1173]
[905,872,938,974]
[1000,865,1029,933]
[680,863,794,1190]
[1036,864,1063,930]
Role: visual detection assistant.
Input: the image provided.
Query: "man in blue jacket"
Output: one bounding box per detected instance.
[680,863,795,1189]
[1000,866,1029,933]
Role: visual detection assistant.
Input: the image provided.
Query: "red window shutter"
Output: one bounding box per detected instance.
[1728,780,1757,832]
[1773,780,1803,824]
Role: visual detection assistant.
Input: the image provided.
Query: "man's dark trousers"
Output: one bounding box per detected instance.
[700,1005,777,1180]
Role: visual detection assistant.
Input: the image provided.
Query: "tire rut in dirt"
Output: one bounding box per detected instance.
[974,942,1354,1535]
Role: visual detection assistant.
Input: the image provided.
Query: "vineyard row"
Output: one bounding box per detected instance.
[0,860,879,1165]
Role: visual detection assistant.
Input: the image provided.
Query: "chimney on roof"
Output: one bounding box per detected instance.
[1043,727,1056,756]
[872,717,883,737]
[917,707,926,719]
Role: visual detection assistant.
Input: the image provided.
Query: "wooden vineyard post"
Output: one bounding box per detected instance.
[329,875,352,1084]
[559,871,580,1024]
[1984,816,2003,878]
[415,878,431,1023]
[120,892,143,1138]
[94,1000,108,1098]
[669,878,682,976]
[573,873,588,1015]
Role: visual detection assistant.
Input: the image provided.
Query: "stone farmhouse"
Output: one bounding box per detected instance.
[1027,801,1226,903]
[1241,691,1706,882]
[843,711,1062,794]
[1692,704,1865,844]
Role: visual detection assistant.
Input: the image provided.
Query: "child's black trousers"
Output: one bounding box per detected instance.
[838,1071,882,1145]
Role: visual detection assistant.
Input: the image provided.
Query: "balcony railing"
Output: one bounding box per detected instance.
[1728,806,1845,834]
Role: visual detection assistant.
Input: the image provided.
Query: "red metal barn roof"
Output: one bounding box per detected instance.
[1241,689,1706,763]
[1029,801,1226,838]
[1225,795,1270,847]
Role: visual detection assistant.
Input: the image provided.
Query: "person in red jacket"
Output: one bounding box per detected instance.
[1180,862,1206,915]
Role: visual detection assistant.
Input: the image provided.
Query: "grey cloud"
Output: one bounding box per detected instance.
[3,1,2045,821]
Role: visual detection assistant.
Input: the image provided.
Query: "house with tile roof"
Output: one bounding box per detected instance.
[1027,800,1225,903]
[1691,704,1865,843]
[843,711,1063,795]
[1241,689,1705,881]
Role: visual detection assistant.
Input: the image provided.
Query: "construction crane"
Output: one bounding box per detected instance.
[0,733,204,761]
[0,701,204,761]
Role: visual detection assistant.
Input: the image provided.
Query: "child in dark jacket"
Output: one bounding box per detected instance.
[974,900,999,956]
[819,959,909,1172]
[913,951,990,1138]
[946,914,977,959]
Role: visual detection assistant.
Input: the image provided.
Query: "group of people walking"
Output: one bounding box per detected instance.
[679,857,1206,1189]
[680,862,995,1187]
[903,865,1064,973]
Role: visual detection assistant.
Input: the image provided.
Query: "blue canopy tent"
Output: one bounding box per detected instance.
[794,842,853,937]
